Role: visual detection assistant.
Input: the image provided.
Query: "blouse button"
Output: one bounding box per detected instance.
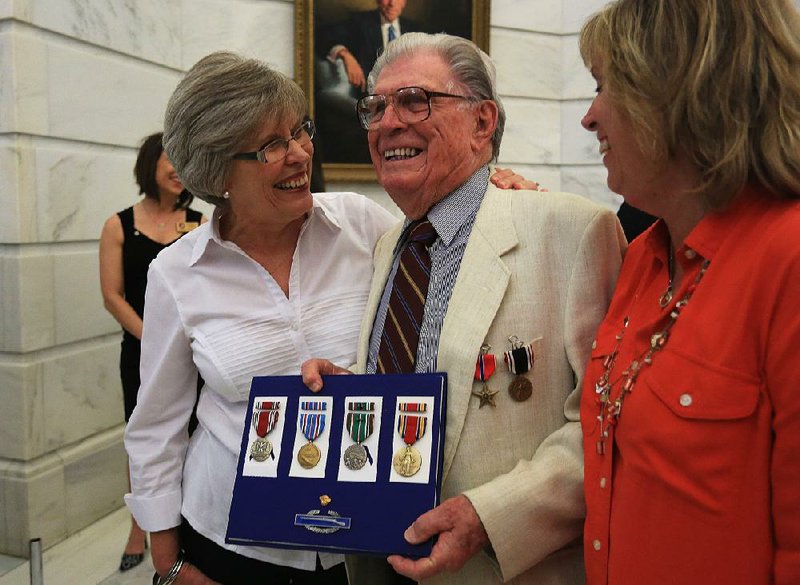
[679,393,693,407]
[684,249,697,260]
[591,340,597,349]
[593,539,602,551]
[600,477,607,489]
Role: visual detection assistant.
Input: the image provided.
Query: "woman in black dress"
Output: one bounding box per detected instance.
[99,132,205,572]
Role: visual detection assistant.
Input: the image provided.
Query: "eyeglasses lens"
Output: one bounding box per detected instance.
[359,88,431,129]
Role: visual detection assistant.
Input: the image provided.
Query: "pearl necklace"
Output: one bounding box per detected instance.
[594,257,710,455]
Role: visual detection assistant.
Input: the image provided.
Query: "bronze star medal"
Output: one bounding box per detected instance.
[472,344,498,408]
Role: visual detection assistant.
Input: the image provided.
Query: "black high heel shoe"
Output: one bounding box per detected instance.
[119,536,148,572]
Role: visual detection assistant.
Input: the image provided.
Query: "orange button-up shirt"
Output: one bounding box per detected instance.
[581,185,800,585]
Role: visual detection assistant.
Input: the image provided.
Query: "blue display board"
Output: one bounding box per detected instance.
[226,373,447,557]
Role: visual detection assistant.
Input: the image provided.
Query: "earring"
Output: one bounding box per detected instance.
[222,191,230,199]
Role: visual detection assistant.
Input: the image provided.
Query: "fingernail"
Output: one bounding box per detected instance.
[311,382,322,392]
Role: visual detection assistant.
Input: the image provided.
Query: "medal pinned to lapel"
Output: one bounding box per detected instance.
[393,403,427,477]
[504,336,534,402]
[343,402,375,471]
[298,401,326,469]
[249,401,280,462]
[472,343,499,408]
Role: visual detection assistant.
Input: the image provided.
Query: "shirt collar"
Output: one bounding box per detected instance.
[396,165,489,251]
[189,194,341,266]
[641,183,763,264]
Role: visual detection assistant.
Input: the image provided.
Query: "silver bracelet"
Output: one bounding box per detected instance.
[156,554,185,585]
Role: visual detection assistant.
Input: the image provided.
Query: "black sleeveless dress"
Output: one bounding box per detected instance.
[118,205,203,421]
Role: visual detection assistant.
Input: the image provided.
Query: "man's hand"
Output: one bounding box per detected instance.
[301,358,353,392]
[387,495,489,581]
[338,50,366,91]
[490,167,546,191]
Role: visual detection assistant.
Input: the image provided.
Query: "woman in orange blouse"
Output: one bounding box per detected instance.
[577,1,800,584]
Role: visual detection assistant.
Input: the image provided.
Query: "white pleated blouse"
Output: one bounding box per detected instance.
[124,192,397,570]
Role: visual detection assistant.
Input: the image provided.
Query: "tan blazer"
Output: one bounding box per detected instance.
[348,183,625,585]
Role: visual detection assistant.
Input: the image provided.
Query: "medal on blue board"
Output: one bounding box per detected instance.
[249,401,279,462]
[343,402,375,470]
[393,403,427,477]
[298,401,327,469]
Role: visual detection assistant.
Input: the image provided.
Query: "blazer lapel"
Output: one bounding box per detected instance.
[437,186,518,477]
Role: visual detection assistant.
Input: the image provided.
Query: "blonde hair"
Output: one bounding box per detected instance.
[580,0,800,208]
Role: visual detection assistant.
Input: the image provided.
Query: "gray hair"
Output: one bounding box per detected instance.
[367,33,505,161]
[163,51,307,205]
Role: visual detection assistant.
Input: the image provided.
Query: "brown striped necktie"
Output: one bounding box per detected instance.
[376,218,438,374]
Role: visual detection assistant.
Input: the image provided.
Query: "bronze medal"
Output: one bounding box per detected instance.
[392,445,422,477]
[249,437,273,462]
[298,441,321,469]
[508,376,533,402]
[343,443,368,470]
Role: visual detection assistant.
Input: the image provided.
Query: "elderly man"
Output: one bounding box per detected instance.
[305,32,624,584]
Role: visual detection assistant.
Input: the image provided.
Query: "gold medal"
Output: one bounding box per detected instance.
[392,445,422,477]
[298,441,321,469]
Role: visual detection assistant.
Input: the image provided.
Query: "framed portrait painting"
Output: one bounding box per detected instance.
[295,0,490,182]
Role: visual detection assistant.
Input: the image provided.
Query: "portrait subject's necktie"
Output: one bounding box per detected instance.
[376,218,437,374]
[387,24,397,43]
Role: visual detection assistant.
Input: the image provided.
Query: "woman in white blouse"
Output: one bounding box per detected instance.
[124,51,397,584]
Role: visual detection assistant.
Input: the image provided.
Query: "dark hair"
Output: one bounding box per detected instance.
[133,132,193,210]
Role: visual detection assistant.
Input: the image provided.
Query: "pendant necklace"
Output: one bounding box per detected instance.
[594,257,710,455]
[658,245,675,308]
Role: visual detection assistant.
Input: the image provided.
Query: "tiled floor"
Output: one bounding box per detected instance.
[0,507,154,585]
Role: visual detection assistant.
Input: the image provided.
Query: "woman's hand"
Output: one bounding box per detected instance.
[301,359,353,392]
[173,562,221,584]
[150,529,220,584]
[490,167,547,191]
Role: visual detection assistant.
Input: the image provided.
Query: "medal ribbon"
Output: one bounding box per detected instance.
[398,402,428,412]
[347,412,375,443]
[256,401,279,411]
[300,401,327,411]
[252,409,279,437]
[347,401,375,411]
[474,353,497,382]
[504,345,533,375]
[397,414,427,446]
[300,413,326,442]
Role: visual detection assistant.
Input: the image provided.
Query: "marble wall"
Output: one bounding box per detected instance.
[0,0,621,557]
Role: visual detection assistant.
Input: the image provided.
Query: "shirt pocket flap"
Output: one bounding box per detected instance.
[646,350,760,421]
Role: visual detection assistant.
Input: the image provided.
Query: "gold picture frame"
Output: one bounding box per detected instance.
[295,0,491,182]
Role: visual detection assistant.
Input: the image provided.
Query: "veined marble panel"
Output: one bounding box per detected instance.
[492,0,562,34]
[562,34,595,100]
[53,251,118,344]
[561,99,597,165]
[8,29,180,144]
[497,97,560,165]
[181,0,294,76]
[561,164,622,211]
[0,34,13,132]
[0,143,23,242]
[25,0,181,67]
[493,29,560,100]
[42,343,123,452]
[33,144,139,243]
[562,0,610,34]
[0,253,56,352]
[60,428,127,534]
[0,456,67,557]
[0,362,43,461]
[0,0,12,18]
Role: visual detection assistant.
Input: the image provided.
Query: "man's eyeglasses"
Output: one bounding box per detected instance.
[356,86,470,130]
[233,119,315,164]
